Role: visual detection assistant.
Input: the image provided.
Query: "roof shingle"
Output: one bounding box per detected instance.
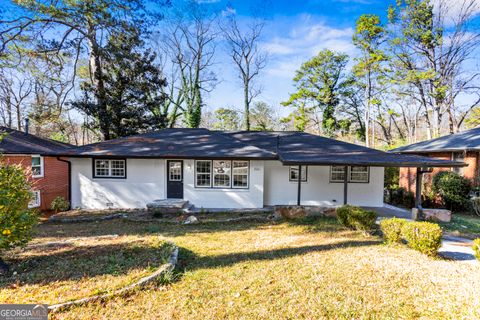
[0,126,72,155]
[392,127,480,153]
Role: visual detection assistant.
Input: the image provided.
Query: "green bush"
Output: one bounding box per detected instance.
[0,162,38,252]
[336,205,377,234]
[336,205,354,228]
[50,196,70,213]
[432,171,471,211]
[401,221,442,257]
[473,239,480,261]
[380,217,407,244]
[389,187,415,209]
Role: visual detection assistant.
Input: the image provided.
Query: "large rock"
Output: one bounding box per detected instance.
[274,206,307,219]
[184,215,199,224]
[412,208,451,222]
[146,199,189,216]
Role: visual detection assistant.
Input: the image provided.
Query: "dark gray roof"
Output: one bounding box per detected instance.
[60,128,277,159]
[57,128,464,167]
[392,127,480,153]
[0,126,73,155]
[229,131,464,167]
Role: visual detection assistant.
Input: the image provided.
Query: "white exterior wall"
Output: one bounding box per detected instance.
[70,158,264,209]
[71,158,166,209]
[264,161,384,207]
[71,158,384,209]
[183,159,264,209]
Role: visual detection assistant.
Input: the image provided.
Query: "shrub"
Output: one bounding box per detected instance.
[380,218,407,244]
[389,187,415,209]
[336,205,354,228]
[473,239,480,261]
[401,221,442,256]
[0,162,38,270]
[432,171,471,211]
[336,205,377,234]
[50,196,70,213]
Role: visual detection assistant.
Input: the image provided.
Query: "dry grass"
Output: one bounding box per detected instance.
[2,217,480,319]
[0,230,173,304]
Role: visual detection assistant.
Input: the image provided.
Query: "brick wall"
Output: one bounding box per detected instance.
[399,151,479,193]
[2,155,69,212]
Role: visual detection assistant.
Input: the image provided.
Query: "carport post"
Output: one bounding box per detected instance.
[415,167,423,209]
[297,165,302,206]
[343,165,348,205]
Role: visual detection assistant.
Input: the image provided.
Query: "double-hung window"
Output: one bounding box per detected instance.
[94,159,126,178]
[195,160,212,187]
[213,160,231,188]
[289,166,307,182]
[233,161,249,188]
[195,160,249,189]
[31,155,44,178]
[330,166,369,183]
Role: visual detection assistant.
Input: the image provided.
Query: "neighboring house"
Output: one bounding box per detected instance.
[54,128,460,210]
[0,126,72,212]
[393,127,480,193]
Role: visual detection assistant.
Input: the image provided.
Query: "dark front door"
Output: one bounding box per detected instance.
[167,160,183,199]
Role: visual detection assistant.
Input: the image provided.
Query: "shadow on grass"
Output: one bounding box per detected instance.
[175,239,381,274]
[1,241,171,288]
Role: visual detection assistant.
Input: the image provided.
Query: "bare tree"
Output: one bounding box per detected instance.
[221,11,267,131]
[388,0,480,138]
[163,0,218,128]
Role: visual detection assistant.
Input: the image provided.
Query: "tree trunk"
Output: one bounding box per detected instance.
[244,81,250,131]
[87,28,109,140]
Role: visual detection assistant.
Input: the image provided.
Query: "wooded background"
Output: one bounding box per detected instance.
[1,0,479,149]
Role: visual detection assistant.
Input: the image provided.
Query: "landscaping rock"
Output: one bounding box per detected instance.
[274,206,307,219]
[146,199,189,216]
[184,215,199,224]
[412,208,452,222]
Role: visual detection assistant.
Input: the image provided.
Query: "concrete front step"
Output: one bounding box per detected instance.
[146,199,189,214]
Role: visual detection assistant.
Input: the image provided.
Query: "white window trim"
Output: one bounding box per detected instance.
[195,160,212,188]
[168,162,182,181]
[93,159,127,179]
[289,166,308,182]
[31,155,44,178]
[194,160,249,189]
[28,190,41,208]
[212,160,232,189]
[232,160,250,189]
[330,166,370,183]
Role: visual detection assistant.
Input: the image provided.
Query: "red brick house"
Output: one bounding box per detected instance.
[393,127,480,193]
[0,126,72,212]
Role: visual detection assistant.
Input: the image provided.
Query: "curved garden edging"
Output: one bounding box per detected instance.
[48,245,179,313]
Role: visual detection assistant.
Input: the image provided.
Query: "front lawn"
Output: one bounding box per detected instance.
[2,216,480,319]
[0,230,174,304]
[440,213,480,238]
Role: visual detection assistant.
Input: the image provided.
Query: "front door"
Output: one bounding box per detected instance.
[167,160,183,199]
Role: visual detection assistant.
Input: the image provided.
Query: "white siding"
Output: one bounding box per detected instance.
[70,158,384,210]
[183,159,264,209]
[264,161,384,207]
[71,158,166,209]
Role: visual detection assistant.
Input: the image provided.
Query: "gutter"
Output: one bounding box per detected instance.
[56,157,72,210]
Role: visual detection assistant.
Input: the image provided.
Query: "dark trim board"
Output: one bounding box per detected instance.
[194,159,250,190]
[328,166,370,184]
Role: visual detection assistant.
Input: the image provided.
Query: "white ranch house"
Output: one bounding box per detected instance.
[54,129,461,210]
